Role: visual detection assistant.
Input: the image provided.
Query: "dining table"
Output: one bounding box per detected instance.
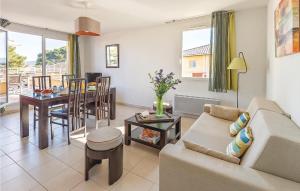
[20,87,116,149]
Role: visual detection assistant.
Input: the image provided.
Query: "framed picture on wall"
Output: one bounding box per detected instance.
[275,0,300,57]
[106,44,119,68]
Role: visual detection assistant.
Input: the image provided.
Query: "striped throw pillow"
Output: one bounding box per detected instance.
[229,112,250,136]
[226,126,253,158]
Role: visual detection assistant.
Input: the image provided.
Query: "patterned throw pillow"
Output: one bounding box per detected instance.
[226,126,253,158]
[229,112,250,136]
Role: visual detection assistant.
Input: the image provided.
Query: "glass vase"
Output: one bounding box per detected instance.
[156,96,164,117]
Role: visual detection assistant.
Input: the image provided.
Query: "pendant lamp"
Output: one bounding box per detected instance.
[75,16,100,36]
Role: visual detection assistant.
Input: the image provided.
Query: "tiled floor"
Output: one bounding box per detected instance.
[0,104,195,191]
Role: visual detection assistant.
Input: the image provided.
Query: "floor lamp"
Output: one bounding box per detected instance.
[227,52,248,108]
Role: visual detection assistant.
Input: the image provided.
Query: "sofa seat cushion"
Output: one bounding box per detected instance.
[186,112,233,136]
[87,127,123,151]
[182,112,239,163]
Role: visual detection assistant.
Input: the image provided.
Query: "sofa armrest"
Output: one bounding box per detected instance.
[159,144,299,191]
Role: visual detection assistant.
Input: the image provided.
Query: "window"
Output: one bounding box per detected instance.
[189,60,197,68]
[182,28,211,78]
[5,31,68,103]
[0,30,7,106]
[45,38,68,87]
[8,32,42,102]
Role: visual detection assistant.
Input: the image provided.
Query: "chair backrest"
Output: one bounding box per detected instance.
[62,74,75,88]
[32,76,51,91]
[95,76,110,120]
[85,72,102,83]
[68,78,87,131]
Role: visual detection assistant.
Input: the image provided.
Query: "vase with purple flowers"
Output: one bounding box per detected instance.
[149,69,181,117]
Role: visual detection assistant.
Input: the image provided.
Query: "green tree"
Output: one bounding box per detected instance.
[8,45,27,68]
[36,46,66,65]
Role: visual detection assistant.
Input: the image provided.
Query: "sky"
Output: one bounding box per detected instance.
[0,31,67,62]
[1,28,210,62]
[182,28,211,50]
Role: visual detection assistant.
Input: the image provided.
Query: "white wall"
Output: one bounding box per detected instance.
[267,0,300,125]
[84,7,267,109]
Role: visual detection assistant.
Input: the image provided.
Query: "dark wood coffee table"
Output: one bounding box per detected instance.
[124,114,181,150]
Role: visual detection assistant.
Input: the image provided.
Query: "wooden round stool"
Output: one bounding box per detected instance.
[85,127,123,185]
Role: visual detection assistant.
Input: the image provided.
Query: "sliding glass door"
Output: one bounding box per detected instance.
[0,29,8,107]
[45,38,68,87]
[7,32,42,102]
[3,31,68,103]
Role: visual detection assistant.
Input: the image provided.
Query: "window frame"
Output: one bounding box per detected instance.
[6,30,69,76]
[181,27,211,80]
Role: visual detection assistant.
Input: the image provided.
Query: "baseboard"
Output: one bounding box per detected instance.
[0,102,20,116]
[116,101,150,110]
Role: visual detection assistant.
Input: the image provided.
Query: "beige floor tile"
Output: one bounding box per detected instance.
[131,157,159,183]
[71,180,107,191]
[2,139,36,154]
[17,151,54,171]
[7,143,39,161]
[30,184,48,191]
[89,160,129,190]
[149,183,159,191]
[0,129,15,139]
[0,173,39,191]
[0,150,5,156]
[111,173,153,191]
[43,168,83,191]
[29,159,68,185]
[46,143,75,157]
[70,158,85,174]
[0,163,25,184]
[0,155,15,169]
[123,145,148,171]
[0,134,22,147]
[54,145,84,165]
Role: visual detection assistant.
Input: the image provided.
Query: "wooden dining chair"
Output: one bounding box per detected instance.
[50,78,87,144]
[32,76,51,130]
[87,76,111,129]
[62,74,75,88]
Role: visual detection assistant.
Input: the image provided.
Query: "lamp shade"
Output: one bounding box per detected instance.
[75,17,100,36]
[227,57,246,70]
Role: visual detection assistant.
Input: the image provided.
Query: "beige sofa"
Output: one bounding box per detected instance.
[159,98,300,191]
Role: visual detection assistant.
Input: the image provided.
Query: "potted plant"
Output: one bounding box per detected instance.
[149,69,181,117]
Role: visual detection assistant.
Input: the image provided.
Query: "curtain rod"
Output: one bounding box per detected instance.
[165,10,234,24]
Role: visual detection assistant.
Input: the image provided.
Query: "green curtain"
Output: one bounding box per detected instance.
[209,11,236,92]
[68,34,81,77]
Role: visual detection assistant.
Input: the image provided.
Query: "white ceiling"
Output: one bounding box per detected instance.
[0,0,268,34]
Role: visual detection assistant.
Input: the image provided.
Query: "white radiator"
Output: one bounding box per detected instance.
[174,95,220,116]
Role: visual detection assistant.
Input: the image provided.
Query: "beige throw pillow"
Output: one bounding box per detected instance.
[210,105,240,121]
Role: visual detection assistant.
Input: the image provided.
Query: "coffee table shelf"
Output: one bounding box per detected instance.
[130,127,178,149]
[124,114,181,150]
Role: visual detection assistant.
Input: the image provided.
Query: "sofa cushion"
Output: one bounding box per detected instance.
[87,127,123,151]
[184,136,240,164]
[184,112,233,138]
[241,110,300,183]
[182,112,239,163]
[210,104,240,121]
[229,112,250,136]
[227,126,253,158]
